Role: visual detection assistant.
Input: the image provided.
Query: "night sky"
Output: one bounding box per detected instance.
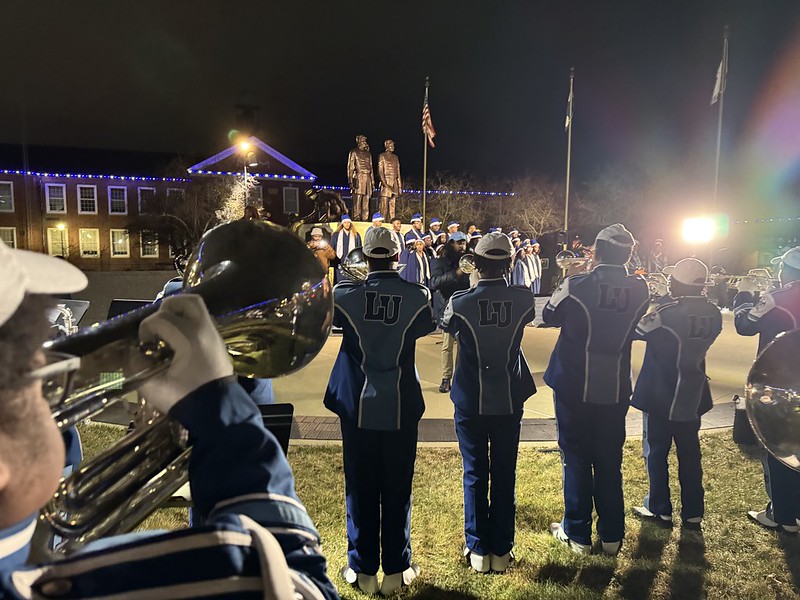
[3,1,799,210]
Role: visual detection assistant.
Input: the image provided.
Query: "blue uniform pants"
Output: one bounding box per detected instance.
[554,397,628,546]
[454,407,522,556]
[340,422,418,576]
[642,413,703,519]
[763,450,800,526]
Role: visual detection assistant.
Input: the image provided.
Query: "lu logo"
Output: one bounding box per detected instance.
[688,315,713,340]
[363,291,403,325]
[478,299,513,327]
[598,284,631,312]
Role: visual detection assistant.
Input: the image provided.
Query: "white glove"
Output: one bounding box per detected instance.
[138,294,234,414]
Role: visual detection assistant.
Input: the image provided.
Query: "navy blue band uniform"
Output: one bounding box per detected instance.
[441,278,536,558]
[325,271,435,578]
[543,264,650,547]
[632,295,722,520]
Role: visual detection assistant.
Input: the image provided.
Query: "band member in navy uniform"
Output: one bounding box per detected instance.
[734,246,800,533]
[325,226,435,595]
[544,223,650,555]
[331,214,362,283]
[631,258,722,527]
[441,232,536,573]
[0,241,337,599]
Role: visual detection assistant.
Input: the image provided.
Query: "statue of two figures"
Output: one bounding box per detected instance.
[347,135,402,220]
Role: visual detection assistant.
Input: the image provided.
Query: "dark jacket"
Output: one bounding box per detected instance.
[430,255,470,320]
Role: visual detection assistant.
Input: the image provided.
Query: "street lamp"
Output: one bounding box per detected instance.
[56,222,66,257]
[239,140,258,203]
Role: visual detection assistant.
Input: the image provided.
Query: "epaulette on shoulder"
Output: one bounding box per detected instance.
[333,281,362,292]
[656,299,680,311]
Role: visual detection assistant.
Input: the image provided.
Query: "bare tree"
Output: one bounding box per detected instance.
[496,175,565,238]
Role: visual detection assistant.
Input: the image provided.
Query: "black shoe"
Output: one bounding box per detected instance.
[439,378,450,393]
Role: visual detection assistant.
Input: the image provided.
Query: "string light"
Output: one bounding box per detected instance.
[0,169,189,182]
[187,169,316,181]
[731,217,800,224]
[316,184,515,197]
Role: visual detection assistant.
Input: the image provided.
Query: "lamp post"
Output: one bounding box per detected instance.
[239,140,258,206]
[56,222,66,257]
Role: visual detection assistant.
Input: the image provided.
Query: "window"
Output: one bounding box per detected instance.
[46,184,67,213]
[247,185,263,205]
[79,228,100,257]
[47,227,69,257]
[0,227,16,248]
[140,230,159,258]
[166,188,185,200]
[77,185,98,214]
[0,182,13,212]
[283,187,299,213]
[138,187,156,213]
[110,229,130,257]
[108,186,128,214]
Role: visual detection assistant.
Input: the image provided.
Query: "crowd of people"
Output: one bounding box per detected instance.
[1,213,798,598]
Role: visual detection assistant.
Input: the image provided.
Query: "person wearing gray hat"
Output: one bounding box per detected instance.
[733,246,800,534]
[543,223,650,556]
[630,258,722,529]
[440,232,536,573]
[325,226,435,595]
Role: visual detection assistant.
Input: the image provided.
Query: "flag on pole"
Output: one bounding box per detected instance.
[565,88,574,131]
[422,96,436,148]
[711,42,728,105]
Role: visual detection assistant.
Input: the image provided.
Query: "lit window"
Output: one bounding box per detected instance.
[140,230,159,258]
[77,185,98,214]
[138,187,157,213]
[108,187,128,214]
[46,184,67,213]
[79,228,100,257]
[0,227,16,248]
[283,187,299,213]
[0,182,13,212]
[47,227,69,257]
[110,229,130,257]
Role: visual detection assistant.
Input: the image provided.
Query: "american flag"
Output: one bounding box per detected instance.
[422,97,436,148]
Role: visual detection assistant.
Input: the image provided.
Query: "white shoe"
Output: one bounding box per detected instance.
[341,567,380,594]
[601,540,621,556]
[380,564,420,596]
[550,523,591,555]
[633,505,672,523]
[748,509,800,533]
[490,551,515,572]
[463,546,490,573]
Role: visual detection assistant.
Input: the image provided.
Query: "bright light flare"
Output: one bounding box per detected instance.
[239,141,251,152]
[682,217,715,244]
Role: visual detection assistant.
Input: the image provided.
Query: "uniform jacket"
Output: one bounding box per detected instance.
[331,229,362,261]
[405,228,425,243]
[441,279,536,415]
[430,255,470,320]
[325,272,435,430]
[401,251,431,288]
[543,264,650,405]
[512,252,532,287]
[0,379,337,600]
[733,280,800,355]
[528,253,542,281]
[377,151,402,196]
[632,296,722,421]
[347,148,374,195]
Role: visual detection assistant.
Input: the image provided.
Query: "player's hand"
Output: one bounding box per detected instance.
[138,294,233,414]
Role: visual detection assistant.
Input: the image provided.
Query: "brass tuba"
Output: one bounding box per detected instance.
[39,220,332,554]
[458,253,477,274]
[340,246,406,282]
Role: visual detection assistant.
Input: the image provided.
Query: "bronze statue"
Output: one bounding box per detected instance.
[347,135,374,221]
[378,139,402,219]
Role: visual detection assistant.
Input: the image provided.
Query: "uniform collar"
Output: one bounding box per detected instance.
[593,264,627,271]
[476,277,507,286]
[0,516,37,568]
[367,270,401,280]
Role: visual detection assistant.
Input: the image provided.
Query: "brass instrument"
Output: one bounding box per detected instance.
[644,272,670,299]
[710,269,775,293]
[40,220,332,554]
[458,253,476,274]
[555,250,591,271]
[340,246,406,282]
[745,328,800,471]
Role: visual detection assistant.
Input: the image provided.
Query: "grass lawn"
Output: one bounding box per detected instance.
[80,424,800,599]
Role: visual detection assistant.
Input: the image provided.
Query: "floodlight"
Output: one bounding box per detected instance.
[682,217,715,244]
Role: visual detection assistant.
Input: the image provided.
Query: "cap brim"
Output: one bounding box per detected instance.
[770,256,783,265]
[12,249,88,294]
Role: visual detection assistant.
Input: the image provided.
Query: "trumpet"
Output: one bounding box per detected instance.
[40,220,333,555]
[709,269,775,293]
[555,250,591,271]
[459,253,477,274]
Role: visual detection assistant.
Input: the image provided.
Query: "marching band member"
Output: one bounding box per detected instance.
[544,224,650,556]
[0,240,338,599]
[631,258,722,528]
[441,232,536,573]
[324,227,435,595]
[734,246,800,534]
[331,214,362,283]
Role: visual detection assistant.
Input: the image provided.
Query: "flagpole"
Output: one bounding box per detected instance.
[422,76,430,227]
[712,26,729,208]
[564,67,575,251]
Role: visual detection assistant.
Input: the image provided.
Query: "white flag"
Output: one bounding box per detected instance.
[565,89,573,131]
[711,59,726,105]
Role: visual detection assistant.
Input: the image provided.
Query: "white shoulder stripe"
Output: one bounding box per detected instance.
[213,493,307,515]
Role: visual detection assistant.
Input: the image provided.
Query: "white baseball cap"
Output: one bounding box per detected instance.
[670,258,710,286]
[0,240,88,327]
[771,247,800,271]
[363,226,401,258]
[474,231,514,260]
[310,227,323,237]
[595,223,635,247]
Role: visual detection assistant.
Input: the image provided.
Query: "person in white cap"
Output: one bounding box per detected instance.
[331,214,362,283]
[734,246,800,534]
[543,223,650,556]
[631,258,722,528]
[440,232,536,574]
[325,226,435,595]
[0,241,338,599]
[308,226,336,273]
